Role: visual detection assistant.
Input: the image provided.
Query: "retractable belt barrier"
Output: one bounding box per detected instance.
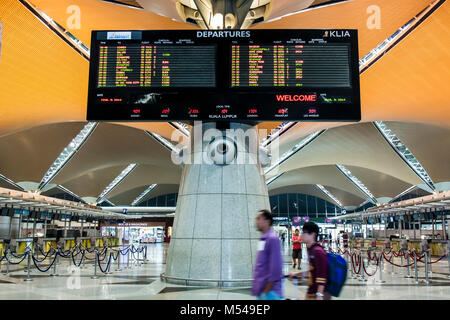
[0,243,146,280]
[328,243,448,285]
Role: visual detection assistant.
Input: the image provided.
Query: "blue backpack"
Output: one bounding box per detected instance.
[325,252,348,297]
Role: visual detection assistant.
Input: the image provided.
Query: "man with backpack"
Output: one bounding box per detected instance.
[290,222,331,300]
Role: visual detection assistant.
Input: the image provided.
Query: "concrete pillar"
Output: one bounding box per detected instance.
[165,122,269,286]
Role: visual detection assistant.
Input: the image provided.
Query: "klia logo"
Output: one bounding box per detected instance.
[324,30,351,38]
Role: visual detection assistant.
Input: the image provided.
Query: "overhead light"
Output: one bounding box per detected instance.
[131,184,158,206]
[265,130,325,175]
[211,13,224,29]
[390,185,416,203]
[373,121,435,191]
[336,164,378,204]
[224,13,236,29]
[0,174,25,191]
[168,122,190,138]
[359,0,442,73]
[316,184,343,208]
[261,122,298,148]
[99,198,116,206]
[56,185,84,203]
[145,131,179,153]
[38,122,98,191]
[266,173,284,186]
[97,163,137,202]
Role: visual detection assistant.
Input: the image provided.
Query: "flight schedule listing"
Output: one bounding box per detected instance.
[87,29,360,122]
[97,44,216,88]
[231,44,351,88]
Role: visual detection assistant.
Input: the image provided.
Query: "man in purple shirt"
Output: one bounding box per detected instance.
[252,210,284,300]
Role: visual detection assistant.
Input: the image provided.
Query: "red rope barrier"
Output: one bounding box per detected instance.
[382,251,415,268]
[362,255,379,276]
[416,254,447,264]
[351,253,361,274]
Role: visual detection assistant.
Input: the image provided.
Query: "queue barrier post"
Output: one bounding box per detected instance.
[424,249,429,284]
[359,253,367,282]
[81,249,87,269]
[91,248,99,279]
[391,252,395,275]
[405,250,413,278]
[352,251,358,279]
[127,246,131,269]
[24,250,33,282]
[414,251,419,284]
[376,252,385,283]
[143,245,148,264]
[428,250,432,277]
[349,252,355,279]
[116,249,122,272]
[400,251,404,276]
[447,250,450,279]
[5,249,10,276]
[51,251,58,277]
[137,246,141,266]
[346,251,352,279]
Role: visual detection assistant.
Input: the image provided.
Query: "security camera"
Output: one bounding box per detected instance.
[207,136,237,165]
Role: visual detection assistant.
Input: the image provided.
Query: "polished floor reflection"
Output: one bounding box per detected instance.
[0,243,448,300]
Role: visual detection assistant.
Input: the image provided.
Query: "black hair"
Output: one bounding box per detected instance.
[258,209,274,226]
[302,222,319,241]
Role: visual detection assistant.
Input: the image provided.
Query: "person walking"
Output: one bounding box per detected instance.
[291,229,302,269]
[289,222,330,300]
[252,210,284,300]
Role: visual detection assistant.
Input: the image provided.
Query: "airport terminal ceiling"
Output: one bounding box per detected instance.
[0,0,449,208]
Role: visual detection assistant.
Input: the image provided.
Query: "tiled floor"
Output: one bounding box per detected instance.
[0,242,448,300]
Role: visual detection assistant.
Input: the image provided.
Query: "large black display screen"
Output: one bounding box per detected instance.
[87,30,360,121]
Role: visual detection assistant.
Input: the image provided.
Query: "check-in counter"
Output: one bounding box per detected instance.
[430,240,447,256]
[63,237,76,251]
[42,238,57,253]
[109,237,119,247]
[378,238,447,256]
[95,237,104,248]
[16,238,33,254]
[79,237,91,249]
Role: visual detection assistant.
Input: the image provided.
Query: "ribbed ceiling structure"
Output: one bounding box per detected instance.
[0,0,448,209]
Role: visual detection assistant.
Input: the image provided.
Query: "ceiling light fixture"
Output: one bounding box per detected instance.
[97,163,138,203]
[336,164,378,204]
[131,184,158,206]
[373,121,435,191]
[38,122,98,191]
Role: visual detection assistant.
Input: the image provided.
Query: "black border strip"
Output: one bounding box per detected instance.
[360,0,446,74]
[18,0,90,61]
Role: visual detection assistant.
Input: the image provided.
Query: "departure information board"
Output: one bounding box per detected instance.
[97,44,216,88]
[231,44,351,88]
[87,30,360,121]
